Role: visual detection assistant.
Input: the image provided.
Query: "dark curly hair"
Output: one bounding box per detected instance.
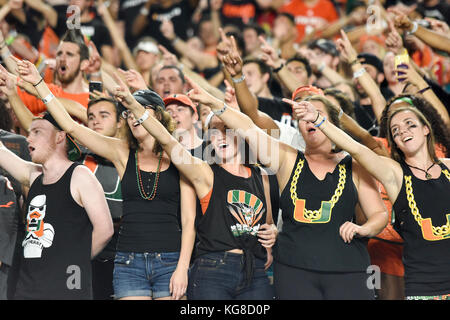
[324,88,356,120]
[380,94,450,159]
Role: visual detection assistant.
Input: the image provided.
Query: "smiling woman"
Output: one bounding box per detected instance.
[291,94,450,300]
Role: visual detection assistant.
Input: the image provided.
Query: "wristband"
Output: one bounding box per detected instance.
[33,78,44,87]
[231,74,245,84]
[5,35,15,46]
[172,37,180,45]
[407,21,418,35]
[318,63,325,73]
[1,50,11,60]
[140,7,149,16]
[417,86,431,94]
[353,68,366,79]
[134,109,150,126]
[90,71,102,77]
[42,93,55,105]
[273,63,284,73]
[212,102,228,117]
[314,116,326,128]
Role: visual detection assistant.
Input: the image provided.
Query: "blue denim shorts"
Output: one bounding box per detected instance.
[187,251,274,300]
[113,251,179,299]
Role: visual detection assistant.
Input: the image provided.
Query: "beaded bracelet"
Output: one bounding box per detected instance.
[232,74,245,84]
[212,102,228,117]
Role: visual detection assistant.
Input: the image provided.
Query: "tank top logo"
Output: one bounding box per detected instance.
[293,199,333,223]
[23,195,55,258]
[227,190,264,237]
[420,214,450,241]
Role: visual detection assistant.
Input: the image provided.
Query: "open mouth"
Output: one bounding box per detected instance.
[163,89,171,97]
[29,146,36,153]
[403,136,413,142]
[59,65,67,75]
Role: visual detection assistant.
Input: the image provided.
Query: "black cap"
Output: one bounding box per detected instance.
[357,53,384,74]
[35,112,82,161]
[132,89,165,110]
[309,39,339,57]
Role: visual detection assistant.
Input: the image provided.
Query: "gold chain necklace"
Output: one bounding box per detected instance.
[290,159,347,220]
[404,169,450,237]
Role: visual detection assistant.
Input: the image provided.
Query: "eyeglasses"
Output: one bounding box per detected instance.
[121,106,155,119]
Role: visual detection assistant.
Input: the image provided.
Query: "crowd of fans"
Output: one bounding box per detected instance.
[0,0,449,301]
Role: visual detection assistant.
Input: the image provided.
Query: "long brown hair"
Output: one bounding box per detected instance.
[386,106,438,163]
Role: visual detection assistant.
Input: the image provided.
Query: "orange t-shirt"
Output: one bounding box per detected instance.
[18,83,89,116]
[280,0,339,42]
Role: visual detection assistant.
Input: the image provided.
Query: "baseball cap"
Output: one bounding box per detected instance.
[34,112,82,161]
[292,85,324,101]
[133,40,159,56]
[308,39,339,57]
[132,89,165,110]
[357,53,384,74]
[163,94,197,115]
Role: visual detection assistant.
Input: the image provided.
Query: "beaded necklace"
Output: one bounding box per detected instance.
[135,150,163,200]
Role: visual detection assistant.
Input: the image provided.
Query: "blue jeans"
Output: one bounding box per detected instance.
[113,251,179,299]
[187,251,274,300]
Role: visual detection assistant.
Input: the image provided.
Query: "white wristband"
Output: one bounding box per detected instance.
[42,93,55,104]
[134,109,150,126]
[408,21,418,35]
[353,68,366,79]
[232,74,245,84]
[212,102,228,117]
[140,7,149,16]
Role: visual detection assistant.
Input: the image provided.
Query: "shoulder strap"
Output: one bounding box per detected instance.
[260,167,273,225]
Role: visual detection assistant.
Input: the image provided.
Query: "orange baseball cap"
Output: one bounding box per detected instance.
[291,85,324,101]
[163,94,197,114]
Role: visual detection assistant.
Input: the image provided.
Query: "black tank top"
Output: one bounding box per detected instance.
[274,152,370,272]
[393,161,450,296]
[196,164,268,284]
[118,149,181,253]
[15,163,93,300]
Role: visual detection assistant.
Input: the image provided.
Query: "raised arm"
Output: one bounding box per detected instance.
[219,35,280,137]
[0,140,40,187]
[111,73,213,199]
[15,59,128,174]
[97,0,138,71]
[289,99,403,201]
[395,62,449,126]
[24,0,57,28]
[160,19,218,72]
[336,29,386,123]
[259,36,304,94]
[390,8,450,54]
[185,74,296,187]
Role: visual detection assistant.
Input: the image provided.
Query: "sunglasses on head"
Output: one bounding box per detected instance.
[121,105,155,119]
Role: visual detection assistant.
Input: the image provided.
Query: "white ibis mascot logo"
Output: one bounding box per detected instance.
[23,195,55,258]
